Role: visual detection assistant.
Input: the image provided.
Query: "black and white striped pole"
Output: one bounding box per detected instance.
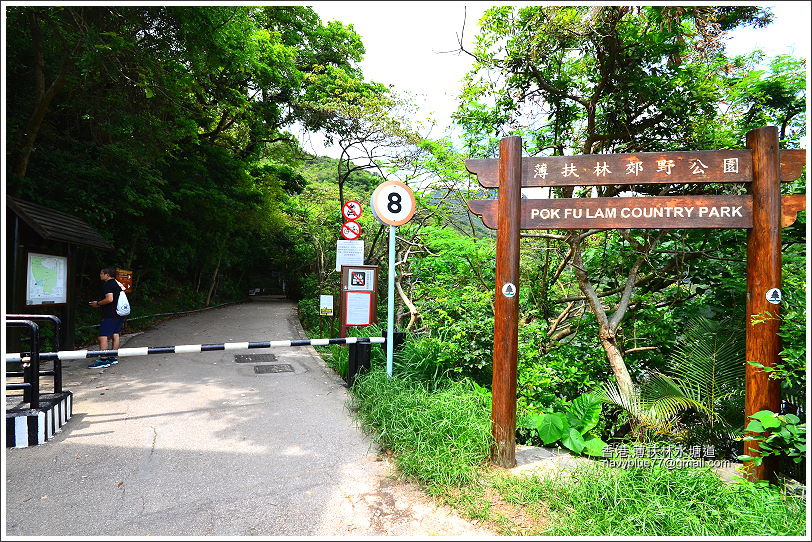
[5,336,385,363]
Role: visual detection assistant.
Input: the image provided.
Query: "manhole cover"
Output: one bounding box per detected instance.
[235,354,276,363]
[254,364,294,374]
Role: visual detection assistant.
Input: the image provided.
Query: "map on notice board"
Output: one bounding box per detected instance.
[27,252,67,305]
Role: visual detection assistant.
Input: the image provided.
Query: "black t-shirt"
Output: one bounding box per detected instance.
[101,278,121,318]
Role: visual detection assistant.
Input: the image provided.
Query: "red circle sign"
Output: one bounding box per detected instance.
[341,220,362,240]
[342,200,363,221]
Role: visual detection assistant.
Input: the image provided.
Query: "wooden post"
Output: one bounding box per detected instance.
[491,136,522,468]
[744,126,782,482]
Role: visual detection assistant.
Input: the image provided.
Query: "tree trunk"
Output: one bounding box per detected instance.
[571,233,637,400]
[599,329,635,400]
[395,275,418,330]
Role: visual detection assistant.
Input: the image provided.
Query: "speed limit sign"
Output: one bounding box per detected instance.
[370,180,416,226]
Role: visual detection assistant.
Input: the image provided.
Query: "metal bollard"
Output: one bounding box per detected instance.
[381,330,405,352]
[346,338,371,387]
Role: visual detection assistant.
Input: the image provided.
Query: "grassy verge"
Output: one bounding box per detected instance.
[299,317,807,536]
[350,367,493,491]
[351,370,806,535]
[449,465,807,536]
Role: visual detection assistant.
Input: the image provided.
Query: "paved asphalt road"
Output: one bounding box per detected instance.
[4,297,492,537]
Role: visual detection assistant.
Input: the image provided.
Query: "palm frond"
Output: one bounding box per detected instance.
[641,373,714,420]
[665,316,745,414]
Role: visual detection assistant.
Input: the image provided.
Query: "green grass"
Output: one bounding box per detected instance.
[350,367,493,489]
[482,463,807,536]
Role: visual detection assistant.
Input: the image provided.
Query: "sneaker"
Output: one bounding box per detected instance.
[108,357,119,365]
[87,359,111,369]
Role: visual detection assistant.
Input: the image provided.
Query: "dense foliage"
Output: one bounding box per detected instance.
[6,5,383,313]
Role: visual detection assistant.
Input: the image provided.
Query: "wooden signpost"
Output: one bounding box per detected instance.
[466,126,806,481]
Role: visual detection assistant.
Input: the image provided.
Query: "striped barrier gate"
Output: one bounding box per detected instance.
[6,333,386,448]
[5,336,385,363]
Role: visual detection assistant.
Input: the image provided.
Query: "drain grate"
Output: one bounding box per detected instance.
[254,364,294,374]
[235,354,276,364]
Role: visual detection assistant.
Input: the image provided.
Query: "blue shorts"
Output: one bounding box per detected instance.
[99,317,125,338]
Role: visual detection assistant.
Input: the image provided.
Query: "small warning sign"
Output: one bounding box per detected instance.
[344,267,376,292]
[351,271,366,287]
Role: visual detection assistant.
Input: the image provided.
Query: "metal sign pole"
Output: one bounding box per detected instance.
[387,224,396,377]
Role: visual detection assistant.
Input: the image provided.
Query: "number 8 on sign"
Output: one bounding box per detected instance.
[371,180,416,226]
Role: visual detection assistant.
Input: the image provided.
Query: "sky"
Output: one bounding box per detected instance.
[300,1,811,159]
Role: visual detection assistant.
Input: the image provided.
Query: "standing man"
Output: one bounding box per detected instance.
[88,267,124,368]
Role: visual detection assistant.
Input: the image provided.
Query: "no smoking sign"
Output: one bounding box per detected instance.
[341,220,362,240]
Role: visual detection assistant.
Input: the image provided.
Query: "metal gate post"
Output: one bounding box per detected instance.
[9,315,62,393]
[346,338,371,387]
[7,320,41,409]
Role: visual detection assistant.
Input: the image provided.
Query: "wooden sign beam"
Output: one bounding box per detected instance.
[466,149,805,187]
[468,194,805,230]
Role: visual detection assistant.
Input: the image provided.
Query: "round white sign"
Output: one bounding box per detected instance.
[766,288,782,305]
[370,180,416,226]
[502,282,517,298]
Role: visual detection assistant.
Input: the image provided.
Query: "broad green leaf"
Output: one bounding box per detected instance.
[783,413,800,425]
[534,413,565,445]
[745,420,765,433]
[566,393,602,434]
[561,427,586,454]
[760,416,782,429]
[582,435,608,457]
[750,410,775,428]
[518,414,543,429]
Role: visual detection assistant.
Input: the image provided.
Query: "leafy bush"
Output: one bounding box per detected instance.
[516,319,609,414]
[739,410,806,467]
[519,392,608,456]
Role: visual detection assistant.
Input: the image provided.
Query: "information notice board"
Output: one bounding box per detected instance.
[340,265,378,334]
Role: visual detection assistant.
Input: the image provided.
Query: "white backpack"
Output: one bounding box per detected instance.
[115,280,131,316]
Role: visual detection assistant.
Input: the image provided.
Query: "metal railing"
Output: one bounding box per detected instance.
[6,314,63,394]
[6,320,42,409]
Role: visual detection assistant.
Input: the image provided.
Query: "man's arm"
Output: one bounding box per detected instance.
[90,293,114,308]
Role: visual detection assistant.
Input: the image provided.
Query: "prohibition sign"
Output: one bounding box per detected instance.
[341,220,362,240]
[342,200,363,221]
